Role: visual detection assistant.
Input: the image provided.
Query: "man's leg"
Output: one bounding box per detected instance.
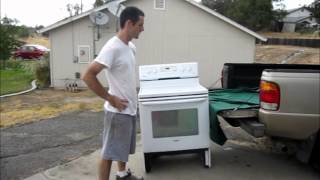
[117,161,126,171]
[99,159,112,180]
[115,160,143,180]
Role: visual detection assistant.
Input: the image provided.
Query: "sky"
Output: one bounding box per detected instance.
[0,0,316,27]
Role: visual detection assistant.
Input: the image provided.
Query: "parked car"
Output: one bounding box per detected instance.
[13,44,50,60]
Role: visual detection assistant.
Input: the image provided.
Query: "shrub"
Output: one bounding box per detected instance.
[35,59,50,88]
[20,60,38,73]
[0,59,22,70]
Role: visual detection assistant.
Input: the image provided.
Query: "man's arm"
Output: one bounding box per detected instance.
[82,62,128,111]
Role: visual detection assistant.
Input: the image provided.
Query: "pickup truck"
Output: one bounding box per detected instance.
[210,63,320,168]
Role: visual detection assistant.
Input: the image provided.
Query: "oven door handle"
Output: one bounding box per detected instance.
[141,97,207,105]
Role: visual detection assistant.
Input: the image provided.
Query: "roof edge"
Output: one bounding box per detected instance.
[38,0,128,34]
[287,6,311,14]
[38,3,109,34]
[283,15,313,23]
[39,0,267,42]
[184,0,267,42]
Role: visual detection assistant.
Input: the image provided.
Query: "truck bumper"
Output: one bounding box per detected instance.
[259,109,320,139]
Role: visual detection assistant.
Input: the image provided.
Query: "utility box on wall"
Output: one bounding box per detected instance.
[78,45,91,63]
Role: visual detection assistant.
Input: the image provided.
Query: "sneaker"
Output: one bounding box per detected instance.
[115,169,143,180]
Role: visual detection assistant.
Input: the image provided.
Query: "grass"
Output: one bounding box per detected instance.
[0,100,104,128]
[20,35,50,48]
[0,61,36,95]
[258,32,320,39]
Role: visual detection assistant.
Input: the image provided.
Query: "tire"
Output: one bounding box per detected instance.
[310,131,320,171]
[144,153,151,173]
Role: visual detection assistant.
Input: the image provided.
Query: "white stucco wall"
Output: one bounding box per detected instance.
[127,0,255,88]
[49,0,256,89]
[49,10,117,88]
[282,23,296,32]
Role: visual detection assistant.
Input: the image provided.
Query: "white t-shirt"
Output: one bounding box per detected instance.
[94,36,137,116]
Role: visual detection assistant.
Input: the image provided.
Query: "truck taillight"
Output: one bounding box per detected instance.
[260,81,280,110]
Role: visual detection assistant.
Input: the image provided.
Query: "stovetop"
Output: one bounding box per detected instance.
[138,62,207,99]
[138,84,207,99]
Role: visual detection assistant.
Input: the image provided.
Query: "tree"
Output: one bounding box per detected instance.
[309,0,320,23]
[227,0,274,31]
[66,3,83,17]
[273,0,286,10]
[0,17,23,63]
[93,0,117,8]
[73,4,81,15]
[202,0,284,31]
[94,0,104,7]
[35,25,45,31]
[202,0,234,15]
[66,4,73,17]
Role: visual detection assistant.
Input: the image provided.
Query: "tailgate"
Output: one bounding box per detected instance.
[208,89,264,144]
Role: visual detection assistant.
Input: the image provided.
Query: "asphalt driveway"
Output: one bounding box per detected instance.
[0,111,104,180]
[1,111,319,180]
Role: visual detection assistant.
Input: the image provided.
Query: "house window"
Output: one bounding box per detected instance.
[78,45,91,63]
[154,0,165,10]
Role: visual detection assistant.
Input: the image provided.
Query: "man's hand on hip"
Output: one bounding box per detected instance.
[107,95,128,112]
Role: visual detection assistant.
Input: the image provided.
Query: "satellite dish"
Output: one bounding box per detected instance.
[89,11,109,25]
[107,1,125,17]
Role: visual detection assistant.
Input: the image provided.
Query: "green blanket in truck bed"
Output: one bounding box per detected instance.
[208,88,260,145]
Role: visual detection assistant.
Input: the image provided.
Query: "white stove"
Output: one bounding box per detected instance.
[138,62,211,172]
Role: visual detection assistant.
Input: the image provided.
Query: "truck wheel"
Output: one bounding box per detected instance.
[310,131,320,171]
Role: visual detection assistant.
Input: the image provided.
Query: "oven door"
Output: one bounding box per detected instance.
[139,96,210,153]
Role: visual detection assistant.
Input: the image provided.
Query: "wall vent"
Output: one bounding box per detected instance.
[154,0,165,10]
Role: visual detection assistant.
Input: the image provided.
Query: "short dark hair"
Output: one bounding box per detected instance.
[120,6,144,29]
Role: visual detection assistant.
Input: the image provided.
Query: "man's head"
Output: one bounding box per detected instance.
[119,6,145,39]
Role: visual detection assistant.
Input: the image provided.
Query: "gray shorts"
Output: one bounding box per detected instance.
[101,111,136,162]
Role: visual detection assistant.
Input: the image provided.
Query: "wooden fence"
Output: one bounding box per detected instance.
[258,38,320,48]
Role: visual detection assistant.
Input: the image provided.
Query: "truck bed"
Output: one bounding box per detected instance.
[222,63,320,89]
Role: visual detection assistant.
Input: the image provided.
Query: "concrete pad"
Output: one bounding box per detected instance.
[24,135,320,180]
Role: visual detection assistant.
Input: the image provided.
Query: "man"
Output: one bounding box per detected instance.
[82,6,144,180]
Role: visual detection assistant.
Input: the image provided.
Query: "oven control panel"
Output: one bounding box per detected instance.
[139,62,198,81]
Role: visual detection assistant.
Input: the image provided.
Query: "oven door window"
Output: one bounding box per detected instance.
[151,108,198,138]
